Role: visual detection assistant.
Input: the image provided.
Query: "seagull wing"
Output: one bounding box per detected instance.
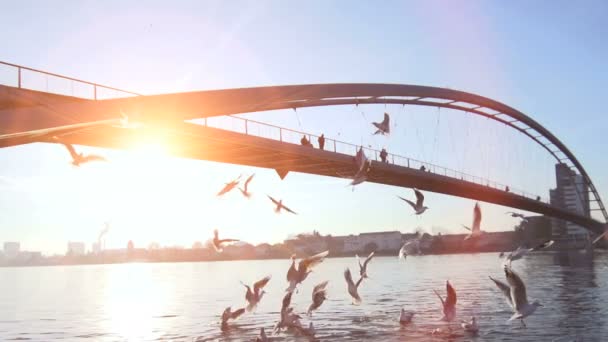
[397,196,417,211]
[254,275,272,293]
[355,275,364,288]
[230,307,246,320]
[282,203,298,215]
[299,250,329,273]
[61,142,79,160]
[356,254,362,269]
[363,251,375,269]
[414,188,425,207]
[312,281,329,297]
[433,289,445,306]
[473,203,482,232]
[218,238,239,244]
[244,174,255,191]
[383,112,390,126]
[286,258,298,282]
[461,225,471,231]
[489,276,514,309]
[214,229,219,240]
[532,240,554,250]
[504,265,529,311]
[281,291,294,313]
[445,281,457,307]
[344,268,355,287]
[398,243,406,260]
[217,183,232,196]
[82,154,107,163]
[267,195,280,206]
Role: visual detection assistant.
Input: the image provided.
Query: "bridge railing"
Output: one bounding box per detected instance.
[204,115,547,203]
[0,61,139,100]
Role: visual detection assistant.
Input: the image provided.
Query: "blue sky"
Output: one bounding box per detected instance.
[1,1,607,254]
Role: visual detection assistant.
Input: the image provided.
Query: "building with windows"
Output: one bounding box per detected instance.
[549,163,591,247]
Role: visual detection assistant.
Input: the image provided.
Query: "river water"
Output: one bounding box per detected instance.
[1,251,607,341]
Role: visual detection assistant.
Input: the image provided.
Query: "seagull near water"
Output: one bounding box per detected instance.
[239,174,255,198]
[217,175,241,196]
[399,309,415,325]
[461,316,479,333]
[268,195,298,215]
[275,290,303,333]
[489,265,543,327]
[462,202,484,240]
[286,251,329,292]
[55,138,107,166]
[398,188,429,215]
[502,240,554,266]
[212,229,239,252]
[372,112,390,135]
[398,239,422,260]
[220,306,246,330]
[356,251,375,278]
[241,275,271,311]
[344,267,364,305]
[433,280,457,322]
[307,280,329,316]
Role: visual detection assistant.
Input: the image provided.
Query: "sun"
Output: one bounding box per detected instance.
[131,141,168,157]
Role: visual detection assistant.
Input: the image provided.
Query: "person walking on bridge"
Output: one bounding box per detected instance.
[380,148,388,163]
[318,134,325,150]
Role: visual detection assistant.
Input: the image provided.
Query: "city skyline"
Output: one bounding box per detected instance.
[1,1,607,254]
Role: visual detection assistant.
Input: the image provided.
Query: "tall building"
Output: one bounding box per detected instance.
[550,163,590,245]
[3,242,20,259]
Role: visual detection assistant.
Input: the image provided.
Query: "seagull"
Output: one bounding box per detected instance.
[344,268,364,305]
[489,265,542,327]
[354,146,371,174]
[268,195,297,215]
[502,240,554,266]
[241,275,271,311]
[433,280,457,322]
[220,306,246,331]
[592,229,608,244]
[217,175,241,196]
[397,189,429,215]
[56,139,107,166]
[212,229,239,252]
[506,211,527,220]
[372,112,390,135]
[239,174,255,198]
[462,202,483,240]
[461,316,479,333]
[275,290,303,333]
[286,251,329,292]
[307,281,328,316]
[255,327,269,342]
[399,309,415,325]
[398,239,422,260]
[356,250,375,278]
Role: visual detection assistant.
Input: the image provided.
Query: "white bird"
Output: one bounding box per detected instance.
[275,291,303,333]
[462,202,483,240]
[220,306,246,330]
[356,251,375,278]
[398,239,422,260]
[286,251,329,292]
[372,112,390,135]
[307,281,328,316]
[56,139,107,166]
[344,268,364,305]
[489,265,542,327]
[399,309,415,325]
[212,229,239,252]
[461,316,479,333]
[239,173,255,198]
[255,327,269,342]
[397,189,429,215]
[241,275,271,311]
[433,280,457,322]
[506,211,528,221]
[268,195,298,215]
[502,240,554,266]
[217,175,241,196]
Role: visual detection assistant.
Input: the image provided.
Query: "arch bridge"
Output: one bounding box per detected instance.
[0,61,605,235]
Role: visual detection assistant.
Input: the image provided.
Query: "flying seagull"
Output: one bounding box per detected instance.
[239,174,255,198]
[489,265,542,327]
[433,280,457,322]
[241,275,271,311]
[286,251,329,292]
[220,306,246,331]
[55,138,107,166]
[502,240,554,266]
[212,229,239,252]
[344,267,364,305]
[307,280,329,316]
[463,202,483,240]
[461,316,479,333]
[506,211,529,222]
[268,195,297,215]
[398,188,429,215]
[217,175,241,196]
[399,309,415,325]
[398,239,422,260]
[275,290,303,333]
[372,112,390,135]
[356,250,375,278]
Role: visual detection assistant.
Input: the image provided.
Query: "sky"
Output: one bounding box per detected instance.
[1,1,607,254]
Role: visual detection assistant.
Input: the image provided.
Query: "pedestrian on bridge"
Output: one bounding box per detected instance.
[380,148,388,163]
[301,135,312,147]
[318,134,325,150]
